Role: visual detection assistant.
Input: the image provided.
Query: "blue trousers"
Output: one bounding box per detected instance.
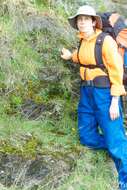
[78,86,127,190]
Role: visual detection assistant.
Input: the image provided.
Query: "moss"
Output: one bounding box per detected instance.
[0,136,41,159]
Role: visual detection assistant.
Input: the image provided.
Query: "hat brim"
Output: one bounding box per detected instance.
[68,14,102,30]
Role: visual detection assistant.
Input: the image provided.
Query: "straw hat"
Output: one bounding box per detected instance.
[68,5,102,30]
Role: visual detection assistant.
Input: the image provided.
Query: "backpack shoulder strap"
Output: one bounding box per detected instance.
[77,33,109,70]
[77,38,104,69]
[95,32,108,66]
[77,39,83,64]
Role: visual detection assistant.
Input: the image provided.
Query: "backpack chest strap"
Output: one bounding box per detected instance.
[77,32,108,72]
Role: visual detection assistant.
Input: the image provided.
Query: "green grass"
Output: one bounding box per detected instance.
[0,114,118,190]
[0,0,121,189]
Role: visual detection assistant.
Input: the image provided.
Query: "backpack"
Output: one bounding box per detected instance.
[77,12,127,86]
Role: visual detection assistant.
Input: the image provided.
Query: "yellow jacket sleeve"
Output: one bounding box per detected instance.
[72,49,79,63]
[102,35,126,96]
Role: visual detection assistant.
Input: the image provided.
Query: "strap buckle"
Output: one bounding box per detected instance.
[87,80,94,86]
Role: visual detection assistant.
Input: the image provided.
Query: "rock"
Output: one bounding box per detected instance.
[0,153,74,189]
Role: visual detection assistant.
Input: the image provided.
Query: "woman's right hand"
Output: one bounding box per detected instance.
[61,48,72,60]
[109,96,120,120]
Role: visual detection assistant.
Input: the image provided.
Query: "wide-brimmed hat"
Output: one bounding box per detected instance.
[68,5,102,30]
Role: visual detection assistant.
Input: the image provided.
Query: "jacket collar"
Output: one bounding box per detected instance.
[77,29,102,41]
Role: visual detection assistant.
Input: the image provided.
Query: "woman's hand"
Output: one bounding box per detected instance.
[61,48,72,60]
[109,96,120,120]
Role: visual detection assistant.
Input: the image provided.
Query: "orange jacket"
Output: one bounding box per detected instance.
[72,29,126,96]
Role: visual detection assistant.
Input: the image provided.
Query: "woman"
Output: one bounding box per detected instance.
[61,5,127,190]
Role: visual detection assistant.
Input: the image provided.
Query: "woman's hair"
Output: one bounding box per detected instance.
[92,16,96,30]
[92,16,96,22]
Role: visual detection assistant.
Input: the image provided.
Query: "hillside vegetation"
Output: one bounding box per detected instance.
[0,0,126,189]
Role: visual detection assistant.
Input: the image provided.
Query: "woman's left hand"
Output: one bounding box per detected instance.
[109,96,120,120]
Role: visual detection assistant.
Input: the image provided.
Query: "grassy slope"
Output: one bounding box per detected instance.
[0,115,118,190]
[0,0,119,189]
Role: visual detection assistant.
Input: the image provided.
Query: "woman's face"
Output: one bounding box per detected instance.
[77,15,95,33]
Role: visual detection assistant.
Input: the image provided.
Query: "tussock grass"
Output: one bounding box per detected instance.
[0,114,118,190]
[0,1,121,190]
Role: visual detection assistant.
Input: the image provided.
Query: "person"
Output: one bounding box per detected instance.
[61,5,127,190]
